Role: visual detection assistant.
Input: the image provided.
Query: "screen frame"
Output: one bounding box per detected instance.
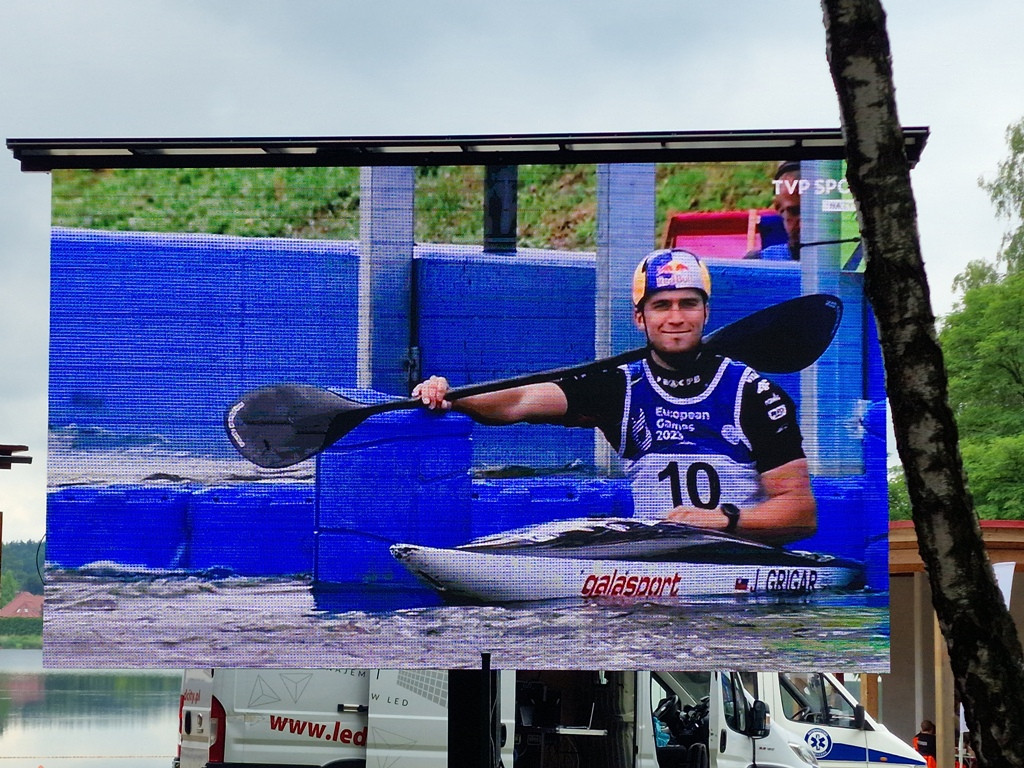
[8,127,928,171]
[33,130,920,669]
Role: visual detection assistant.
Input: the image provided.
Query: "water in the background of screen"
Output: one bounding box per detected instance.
[0,649,180,767]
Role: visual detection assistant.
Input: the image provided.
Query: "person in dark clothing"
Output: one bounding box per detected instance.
[914,720,937,768]
[413,248,817,545]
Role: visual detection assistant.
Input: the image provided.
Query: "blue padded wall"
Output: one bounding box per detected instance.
[415,247,598,469]
[47,485,190,569]
[188,485,316,576]
[49,228,359,457]
[314,397,474,587]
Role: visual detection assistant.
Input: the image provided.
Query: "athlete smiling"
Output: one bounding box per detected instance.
[413,248,816,545]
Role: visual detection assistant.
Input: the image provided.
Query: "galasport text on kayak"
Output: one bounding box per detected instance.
[580,568,821,598]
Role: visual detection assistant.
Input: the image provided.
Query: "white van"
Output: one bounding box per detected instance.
[175,668,913,768]
[177,668,512,768]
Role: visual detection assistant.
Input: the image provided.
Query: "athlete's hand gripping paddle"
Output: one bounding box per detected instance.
[225,293,842,469]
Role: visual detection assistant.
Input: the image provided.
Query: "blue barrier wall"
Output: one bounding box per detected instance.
[188,485,316,576]
[49,228,360,456]
[315,397,474,588]
[416,246,599,468]
[47,485,191,569]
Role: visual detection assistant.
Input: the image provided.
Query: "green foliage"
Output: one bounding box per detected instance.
[979,118,1024,274]
[941,270,1024,440]
[0,617,42,635]
[940,267,1024,519]
[517,165,596,251]
[414,166,485,245]
[655,162,777,236]
[0,632,41,649]
[961,435,1024,519]
[52,162,777,252]
[0,568,17,608]
[1,540,45,599]
[951,258,1000,296]
[52,167,362,239]
[888,466,912,521]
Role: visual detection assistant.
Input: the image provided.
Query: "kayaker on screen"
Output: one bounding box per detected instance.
[412,248,817,546]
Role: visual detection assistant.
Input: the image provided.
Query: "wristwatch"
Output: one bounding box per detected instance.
[720,503,740,534]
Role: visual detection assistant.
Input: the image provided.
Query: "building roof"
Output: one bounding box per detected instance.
[0,591,43,617]
[890,520,1024,574]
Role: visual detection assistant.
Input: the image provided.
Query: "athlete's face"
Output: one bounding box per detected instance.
[634,288,709,361]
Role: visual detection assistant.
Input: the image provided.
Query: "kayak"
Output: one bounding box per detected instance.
[390,517,866,604]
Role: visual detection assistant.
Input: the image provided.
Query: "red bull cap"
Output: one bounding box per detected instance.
[632,249,711,308]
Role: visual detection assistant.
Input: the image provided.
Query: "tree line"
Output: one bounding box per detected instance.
[1,539,45,607]
[889,116,1024,521]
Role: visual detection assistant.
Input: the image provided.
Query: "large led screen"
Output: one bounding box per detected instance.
[43,153,889,669]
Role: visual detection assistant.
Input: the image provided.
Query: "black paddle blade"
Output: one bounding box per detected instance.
[225,384,379,469]
[703,293,842,373]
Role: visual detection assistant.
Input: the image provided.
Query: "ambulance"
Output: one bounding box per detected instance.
[174,668,921,768]
[756,672,925,768]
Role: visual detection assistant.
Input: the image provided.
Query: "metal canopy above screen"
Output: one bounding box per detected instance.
[7,127,929,171]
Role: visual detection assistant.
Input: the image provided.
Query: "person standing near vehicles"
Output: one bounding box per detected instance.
[413,248,816,545]
[914,720,937,768]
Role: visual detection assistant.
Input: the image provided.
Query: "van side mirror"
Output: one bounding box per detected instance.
[747,699,771,739]
[853,704,866,730]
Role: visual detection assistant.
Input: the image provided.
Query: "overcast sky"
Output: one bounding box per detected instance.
[2,0,1022,542]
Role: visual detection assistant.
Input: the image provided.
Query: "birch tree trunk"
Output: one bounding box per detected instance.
[820,1,1024,766]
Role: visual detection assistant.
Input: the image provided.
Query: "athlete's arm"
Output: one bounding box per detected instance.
[665,458,816,545]
[412,375,568,424]
[664,458,816,545]
[664,371,817,545]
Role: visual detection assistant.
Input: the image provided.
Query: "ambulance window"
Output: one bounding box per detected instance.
[651,675,672,713]
[780,673,858,729]
[780,673,823,723]
[818,676,858,728]
[671,671,711,706]
[739,672,758,698]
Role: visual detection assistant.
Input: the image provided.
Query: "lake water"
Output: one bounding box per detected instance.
[0,649,180,768]
[42,572,889,670]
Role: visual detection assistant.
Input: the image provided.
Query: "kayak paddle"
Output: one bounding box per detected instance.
[225,293,842,468]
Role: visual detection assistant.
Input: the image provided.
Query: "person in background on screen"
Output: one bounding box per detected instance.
[914,720,937,768]
[412,248,817,545]
[748,160,801,261]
